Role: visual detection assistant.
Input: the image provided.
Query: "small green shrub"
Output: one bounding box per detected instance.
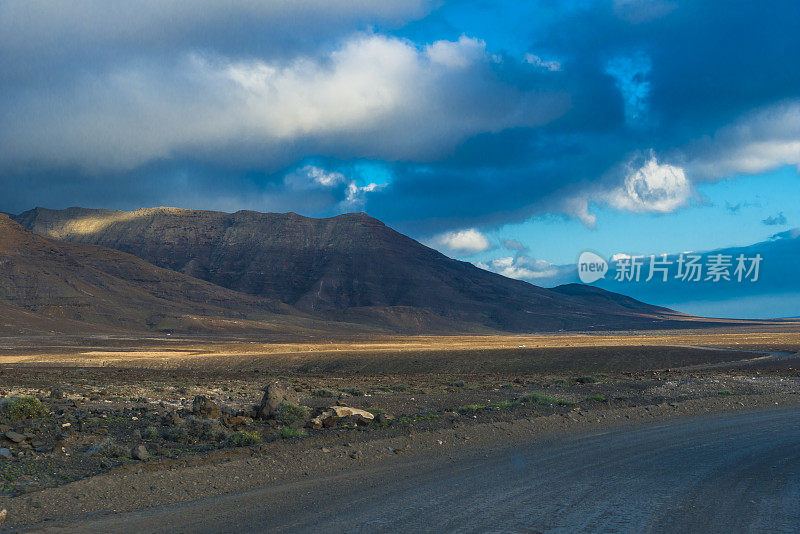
[227,430,263,447]
[86,439,129,458]
[311,389,338,398]
[586,394,607,402]
[275,403,311,426]
[718,389,734,396]
[278,426,306,439]
[341,387,365,397]
[141,426,159,439]
[1,396,49,423]
[164,417,227,444]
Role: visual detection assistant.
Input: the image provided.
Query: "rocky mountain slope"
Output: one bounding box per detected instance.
[0,214,337,335]
[14,207,689,332]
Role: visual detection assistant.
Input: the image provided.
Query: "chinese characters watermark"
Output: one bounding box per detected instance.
[578,252,762,284]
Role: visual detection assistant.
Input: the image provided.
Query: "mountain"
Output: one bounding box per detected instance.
[13,207,693,332]
[0,214,350,336]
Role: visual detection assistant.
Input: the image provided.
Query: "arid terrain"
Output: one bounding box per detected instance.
[1,328,799,530]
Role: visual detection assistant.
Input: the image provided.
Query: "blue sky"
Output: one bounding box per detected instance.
[469,166,798,265]
[1,0,798,318]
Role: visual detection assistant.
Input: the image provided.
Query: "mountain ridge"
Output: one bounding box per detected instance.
[12,206,692,333]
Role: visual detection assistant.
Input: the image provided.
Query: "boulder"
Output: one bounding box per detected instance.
[192,396,221,419]
[308,406,374,429]
[258,382,299,419]
[131,444,149,461]
[329,406,374,419]
[4,430,25,444]
[0,448,12,459]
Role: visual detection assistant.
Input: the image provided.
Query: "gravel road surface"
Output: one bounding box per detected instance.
[35,406,800,533]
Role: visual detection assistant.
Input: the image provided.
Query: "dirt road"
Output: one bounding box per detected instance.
[33,406,799,533]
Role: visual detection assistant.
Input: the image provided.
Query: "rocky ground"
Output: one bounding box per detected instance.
[0,333,799,529]
[1,365,798,499]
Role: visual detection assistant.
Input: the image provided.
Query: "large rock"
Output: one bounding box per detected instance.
[259,383,299,419]
[0,448,12,459]
[308,406,374,429]
[329,406,374,419]
[192,396,221,419]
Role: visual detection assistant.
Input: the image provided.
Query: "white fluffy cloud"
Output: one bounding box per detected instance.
[682,100,800,179]
[559,152,691,227]
[283,165,384,209]
[0,34,569,173]
[559,101,800,227]
[604,153,692,213]
[430,228,492,254]
[524,53,562,72]
[477,255,559,280]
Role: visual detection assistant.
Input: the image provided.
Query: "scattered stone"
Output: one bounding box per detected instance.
[309,406,374,429]
[192,396,221,419]
[321,447,332,453]
[131,444,149,461]
[258,382,299,419]
[349,450,363,459]
[4,430,25,443]
[0,508,6,524]
[49,387,65,400]
[0,448,12,459]
[350,414,372,427]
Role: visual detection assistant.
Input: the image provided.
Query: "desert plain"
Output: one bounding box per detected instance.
[1,326,799,530]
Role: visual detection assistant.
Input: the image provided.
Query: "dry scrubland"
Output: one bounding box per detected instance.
[1,328,799,528]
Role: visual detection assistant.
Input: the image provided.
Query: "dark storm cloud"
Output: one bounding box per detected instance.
[370,0,800,231]
[1,0,798,235]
